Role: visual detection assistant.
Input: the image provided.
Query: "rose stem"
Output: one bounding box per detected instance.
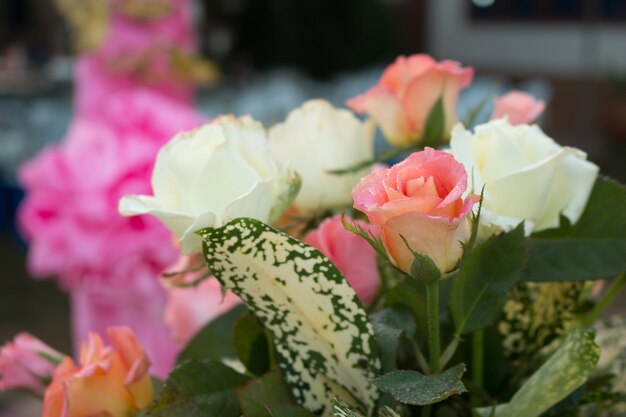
[471,329,484,406]
[426,280,441,374]
[582,272,626,327]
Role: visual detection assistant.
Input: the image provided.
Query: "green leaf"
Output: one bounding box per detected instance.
[384,282,427,338]
[177,304,247,365]
[332,398,365,417]
[450,224,527,334]
[234,314,270,376]
[342,214,388,260]
[147,359,249,417]
[473,330,600,417]
[372,363,467,406]
[463,91,492,128]
[525,177,626,281]
[198,218,381,417]
[378,407,401,417]
[331,398,400,417]
[370,307,416,372]
[237,369,315,417]
[422,95,445,147]
[400,235,441,283]
[269,170,302,223]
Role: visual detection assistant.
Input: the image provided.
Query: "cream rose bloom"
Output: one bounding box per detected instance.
[450,118,599,237]
[268,99,374,213]
[119,115,298,253]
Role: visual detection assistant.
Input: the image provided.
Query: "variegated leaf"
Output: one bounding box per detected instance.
[198,218,381,417]
[474,329,600,417]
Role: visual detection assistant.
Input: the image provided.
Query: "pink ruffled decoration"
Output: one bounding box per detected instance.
[18,89,204,378]
[76,0,196,118]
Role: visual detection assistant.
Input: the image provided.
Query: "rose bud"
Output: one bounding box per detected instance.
[491,90,546,125]
[0,333,63,395]
[42,327,153,417]
[347,54,473,148]
[352,148,476,276]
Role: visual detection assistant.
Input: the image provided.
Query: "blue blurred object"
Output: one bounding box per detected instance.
[0,176,26,246]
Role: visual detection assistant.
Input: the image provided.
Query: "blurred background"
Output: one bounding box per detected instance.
[1,0,626,413]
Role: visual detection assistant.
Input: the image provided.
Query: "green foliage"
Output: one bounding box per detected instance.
[146,359,249,417]
[234,314,270,376]
[176,304,247,365]
[399,235,441,283]
[422,96,445,147]
[342,214,388,260]
[450,224,528,334]
[269,171,302,223]
[197,217,381,416]
[473,330,600,417]
[525,177,626,281]
[372,364,467,406]
[369,307,416,373]
[384,282,427,338]
[237,370,315,417]
[331,398,400,417]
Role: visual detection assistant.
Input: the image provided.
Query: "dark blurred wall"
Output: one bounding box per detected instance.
[201,0,427,79]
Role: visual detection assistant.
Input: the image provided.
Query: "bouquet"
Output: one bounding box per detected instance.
[3,54,626,417]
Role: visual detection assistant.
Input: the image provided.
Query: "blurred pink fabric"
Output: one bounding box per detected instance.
[76,0,196,117]
[18,89,204,378]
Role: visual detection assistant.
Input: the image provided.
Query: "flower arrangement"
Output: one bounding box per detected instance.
[3,53,626,417]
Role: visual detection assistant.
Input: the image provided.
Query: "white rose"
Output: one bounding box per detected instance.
[119,115,298,253]
[268,99,375,213]
[450,118,599,237]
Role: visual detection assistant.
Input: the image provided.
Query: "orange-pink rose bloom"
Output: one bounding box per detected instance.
[491,90,545,125]
[42,327,153,417]
[347,54,474,148]
[304,215,381,305]
[352,148,476,275]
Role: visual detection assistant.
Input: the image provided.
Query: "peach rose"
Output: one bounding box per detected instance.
[304,215,381,305]
[42,327,153,417]
[491,90,546,125]
[347,54,474,148]
[0,333,63,395]
[352,148,476,275]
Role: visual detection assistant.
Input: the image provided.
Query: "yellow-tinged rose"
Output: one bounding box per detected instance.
[268,99,375,213]
[450,118,599,237]
[119,115,298,253]
[42,327,153,417]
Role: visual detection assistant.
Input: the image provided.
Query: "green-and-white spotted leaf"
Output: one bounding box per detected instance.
[198,218,381,417]
[474,329,600,417]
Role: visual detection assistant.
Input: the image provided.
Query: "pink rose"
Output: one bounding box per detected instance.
[163,254,240,345]
[352,148,476,275]
[42,327,153,417]
[0,333,63,395]
[347,54,474,148]
[491,90,545,125]
[304,215,381,305]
